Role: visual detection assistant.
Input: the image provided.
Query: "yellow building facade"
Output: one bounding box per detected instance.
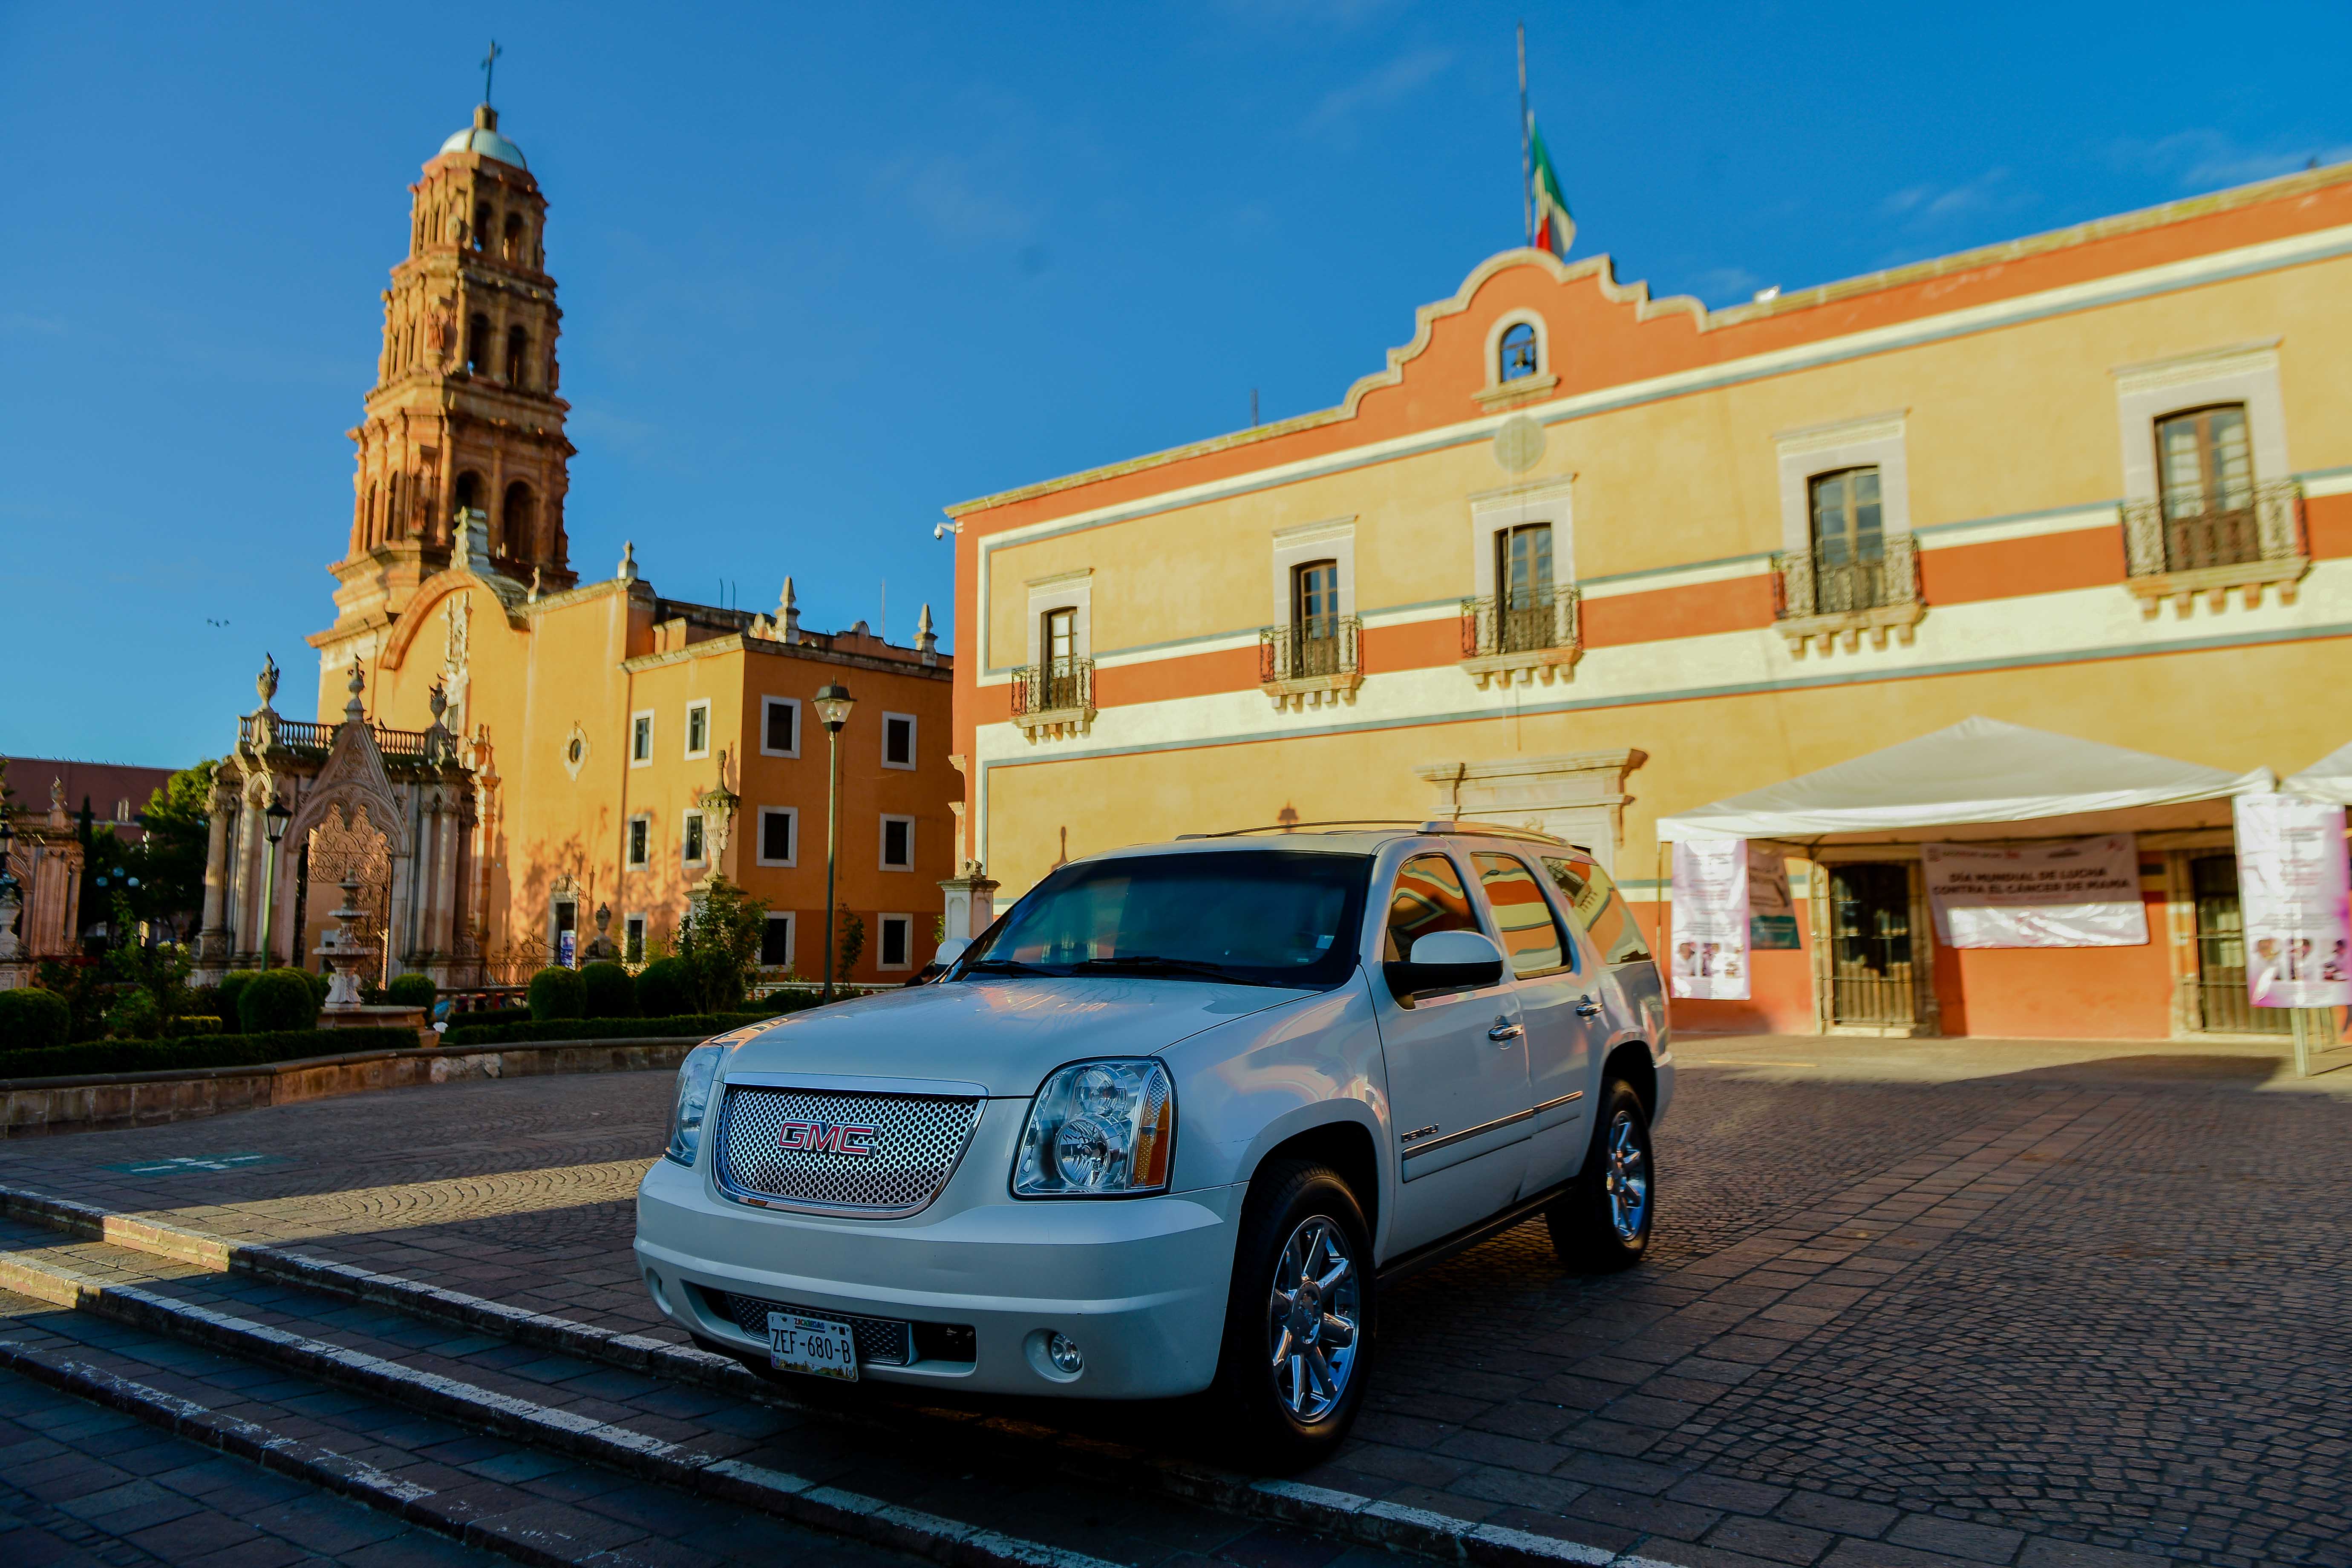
[947,164,2352,1042]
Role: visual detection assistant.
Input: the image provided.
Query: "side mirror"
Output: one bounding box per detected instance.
[1384,928,1505,1001]
[933,937,971,969]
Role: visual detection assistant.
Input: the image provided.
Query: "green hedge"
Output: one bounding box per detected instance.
[439,1009,793,1047]
[0,989,72,1053]
[0,1027,423,1081]
[528,966,585,1021]
[241,968,320,1033]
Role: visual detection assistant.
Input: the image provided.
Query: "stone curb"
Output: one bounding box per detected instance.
[0,1182,1649,1567]
[0,1245,1121,1568]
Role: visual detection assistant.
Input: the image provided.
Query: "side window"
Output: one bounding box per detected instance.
[1384,853,1479,961]
[1472,853,1569,976]
[1541,856,1652,966]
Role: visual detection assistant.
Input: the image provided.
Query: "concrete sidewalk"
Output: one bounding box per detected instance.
[1672,1029,2352,1092]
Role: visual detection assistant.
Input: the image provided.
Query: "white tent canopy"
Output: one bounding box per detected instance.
[1655,716,2274,845]
[2286,741,2352,804]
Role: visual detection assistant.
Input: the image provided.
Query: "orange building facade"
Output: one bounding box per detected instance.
[191,103,957,989]
[945,164,2352,1043]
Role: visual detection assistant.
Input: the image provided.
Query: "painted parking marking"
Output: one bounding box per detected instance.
[98,1154,291,1176]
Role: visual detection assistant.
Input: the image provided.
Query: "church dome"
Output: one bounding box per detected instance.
[438,105,526,169]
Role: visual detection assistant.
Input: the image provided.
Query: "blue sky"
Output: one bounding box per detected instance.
[4,0,2346,768]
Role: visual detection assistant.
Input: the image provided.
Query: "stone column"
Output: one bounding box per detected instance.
[411,796,441,966]
[431,791,461,971]
[195,781,237,972]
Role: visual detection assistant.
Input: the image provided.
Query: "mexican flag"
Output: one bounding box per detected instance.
[1531,121,1571,256]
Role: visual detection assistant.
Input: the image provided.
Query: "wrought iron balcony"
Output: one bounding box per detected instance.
[1009,657,1096,741]
[1771,533,1923,655]
[1258,615,1361,710]
[1458,586,1581,688]
[2119,480,2307,616]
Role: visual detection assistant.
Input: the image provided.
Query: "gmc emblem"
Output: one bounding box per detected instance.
[778,1119,879,1157]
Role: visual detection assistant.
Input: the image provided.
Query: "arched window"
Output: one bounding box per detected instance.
[502,212,524,263]
[503,481,536,554]
[453,471,482,529]
[505,326,529,386]
[473,202,490,252]
[466,314,490,375]
[1499,321,1539,382]
[365,481,381,547]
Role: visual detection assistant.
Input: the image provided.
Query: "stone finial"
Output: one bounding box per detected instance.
[779,576,801,643]
[255,652,280,709]
[527,565,543,603]
[917,602,938,665]
[50,777,66,813]
[452,507,490,575]
[427,679,449,726]
[617,540,638,582]
[343,657,368,723]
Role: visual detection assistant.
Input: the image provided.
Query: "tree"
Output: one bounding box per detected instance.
[837,911,866,978]
[675,876,767,1014]
[134,761,217,934]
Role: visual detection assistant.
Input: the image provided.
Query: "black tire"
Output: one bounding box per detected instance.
[1546,1077,1655,1272]
[1208,1160,1375,1470]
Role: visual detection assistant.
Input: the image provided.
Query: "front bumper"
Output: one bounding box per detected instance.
[634,1149,1242,1399]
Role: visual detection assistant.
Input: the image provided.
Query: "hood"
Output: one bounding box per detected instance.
[719,977,1314,1096]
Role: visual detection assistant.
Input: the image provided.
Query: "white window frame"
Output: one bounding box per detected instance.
[758,695,801,759]
[881,712,917,771]
[1023,569,1092,667]
[624,813,651,869]
[1482,309,1552,391]
[681,808,708,868]
[755,806,798,868]
[876,912,914,971]
[879,814,915,872]
[761,911,796,971]
[1469,476,1577,600]
[683,700,712,761]
[2110,340,2289,503]
[1773,412,1912,555]
[623,912,647,965]
[629,709,654,768]
[1269,517,1356,625]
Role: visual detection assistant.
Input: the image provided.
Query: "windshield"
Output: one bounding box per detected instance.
[959,850,1373,989]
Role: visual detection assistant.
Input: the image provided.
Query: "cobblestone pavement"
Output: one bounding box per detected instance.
[2,1042,2347,1568]
[0,1363,503,1568]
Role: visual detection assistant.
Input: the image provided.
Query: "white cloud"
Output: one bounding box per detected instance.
[2107,129,2352,191]
[1301,47,1453,146]
[1880,167,2028,227]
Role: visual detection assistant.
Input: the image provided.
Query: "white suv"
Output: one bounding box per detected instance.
[634,821,1671,1465]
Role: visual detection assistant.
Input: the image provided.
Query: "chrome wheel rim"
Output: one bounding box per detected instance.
[1267,1215,1361,1422]
[1604,1110,1650,1242]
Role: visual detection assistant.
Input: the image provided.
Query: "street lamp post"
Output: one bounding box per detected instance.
[811,683,856,1000]
[259,798,292,966]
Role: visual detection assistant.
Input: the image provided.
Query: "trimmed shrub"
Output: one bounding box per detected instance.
[240,968,320,1034]
[301,968,332,1007]
[527,966,585,1021]
[0,1027,420,1081]
[167,1015,225,1037]
[0,989,72,1053]
[634,957,691,1017]
[105,989,163,1039]
[384,973,437,1010]
[439,1009,791,1048]
[579,962,636,1019]
[215,971,260,1032]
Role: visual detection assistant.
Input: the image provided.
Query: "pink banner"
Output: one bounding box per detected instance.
[2234,794,2352,1008]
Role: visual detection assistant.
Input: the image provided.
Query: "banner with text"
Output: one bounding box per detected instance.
[1671,839,1750,998]
[2234,793,2352,1008]
[1748,844,1801,950]
[1923,835,2148,949]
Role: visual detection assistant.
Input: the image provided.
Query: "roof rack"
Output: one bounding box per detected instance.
[1174,817,1574,847]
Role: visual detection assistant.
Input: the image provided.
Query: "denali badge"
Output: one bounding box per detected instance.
[778,1118,880,1156]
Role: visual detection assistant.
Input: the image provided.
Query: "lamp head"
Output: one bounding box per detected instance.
[813,683,855,732]
[264,799,293,845]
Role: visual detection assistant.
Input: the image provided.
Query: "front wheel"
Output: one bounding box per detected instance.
[1547,1078,1655,1271]
[1208,1160,1375,1470]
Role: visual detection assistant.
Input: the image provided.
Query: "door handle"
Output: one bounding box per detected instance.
[1487,1017,1525,1042]
[1574,996,1603,1017]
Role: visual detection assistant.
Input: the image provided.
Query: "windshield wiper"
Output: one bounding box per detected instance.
[960,957,1054,977]
[1069,955,1275,986]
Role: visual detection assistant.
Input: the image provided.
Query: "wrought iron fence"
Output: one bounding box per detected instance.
[2120,480,2303,577]
[1459,586,1580,658]
[1011,657,1094,716]
[1774,532,1920,620]
[1260,614,1361,683]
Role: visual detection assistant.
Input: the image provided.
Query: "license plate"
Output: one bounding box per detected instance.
[767,1311,859,1381]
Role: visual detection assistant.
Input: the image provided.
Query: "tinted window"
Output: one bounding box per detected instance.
[966,850,1372,989]
[1473,852,1569,975]
[1384,853,1479,961]
[1542,856,1653,966]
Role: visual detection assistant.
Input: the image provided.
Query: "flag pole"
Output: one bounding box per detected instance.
[1518,22,1532,248]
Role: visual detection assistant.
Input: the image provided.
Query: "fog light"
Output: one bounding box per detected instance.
[1046,1332,1083,1375]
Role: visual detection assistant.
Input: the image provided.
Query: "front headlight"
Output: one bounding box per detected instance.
[1013,1059,1175,1197]
[665,1044,722,1166]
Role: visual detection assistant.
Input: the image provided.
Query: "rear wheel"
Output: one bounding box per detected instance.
[1547,1078,1654,1272]
[1208,1160,1375,1470]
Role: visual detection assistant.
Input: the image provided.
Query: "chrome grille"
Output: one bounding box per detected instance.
[709,1289,910,1366]
[715,1085,982,1216]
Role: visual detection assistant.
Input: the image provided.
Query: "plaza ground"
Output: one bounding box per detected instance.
[0,1033,2345,1568]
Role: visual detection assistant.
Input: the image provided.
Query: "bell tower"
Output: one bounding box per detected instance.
[327,97,576,641]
